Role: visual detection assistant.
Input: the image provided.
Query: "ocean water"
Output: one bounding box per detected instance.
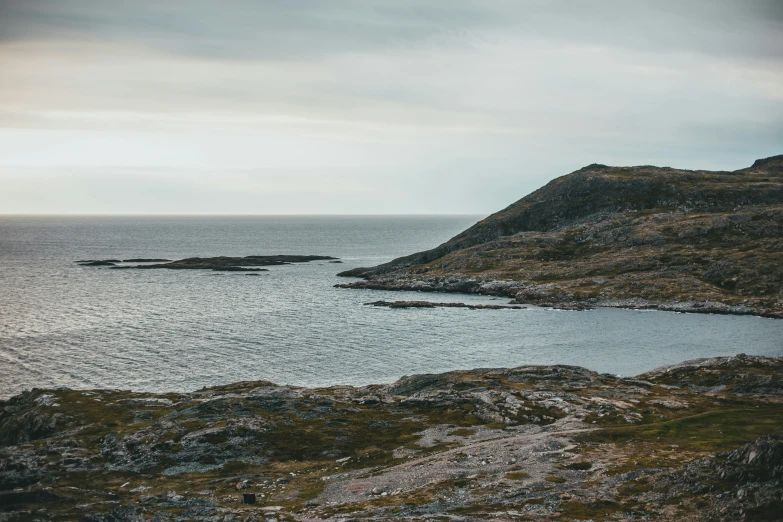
[0,215,781,399]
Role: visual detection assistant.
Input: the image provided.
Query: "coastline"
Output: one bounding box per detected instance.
[336,277,783,318]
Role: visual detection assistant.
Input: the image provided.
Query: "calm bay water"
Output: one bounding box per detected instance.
[0,215,781,398]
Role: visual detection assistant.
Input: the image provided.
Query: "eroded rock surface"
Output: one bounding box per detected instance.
[0,355,781,521]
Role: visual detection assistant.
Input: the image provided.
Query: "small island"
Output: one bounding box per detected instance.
[77,255,337,272]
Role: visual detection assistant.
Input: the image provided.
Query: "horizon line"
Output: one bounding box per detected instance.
[0,212,488,217]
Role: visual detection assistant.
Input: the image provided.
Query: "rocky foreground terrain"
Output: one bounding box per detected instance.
[1,355,782,521]
[338,156,783,318]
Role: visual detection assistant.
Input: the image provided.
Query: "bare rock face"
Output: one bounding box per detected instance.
[338,156,783,317]
[0,391,61,446]
[639,354,783,394]
[659,431,783,521]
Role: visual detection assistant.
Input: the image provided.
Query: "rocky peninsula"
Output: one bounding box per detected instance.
[1,355,781,521]
[338,155,783,318]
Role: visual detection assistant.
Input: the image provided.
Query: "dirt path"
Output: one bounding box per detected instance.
[319,424,598,505]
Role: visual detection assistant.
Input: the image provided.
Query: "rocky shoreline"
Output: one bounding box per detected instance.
[364,300,524,310]
[1,354,781,521]
[337,277,778,317]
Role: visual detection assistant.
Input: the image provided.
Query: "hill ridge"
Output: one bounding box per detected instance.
[338,155,783,317]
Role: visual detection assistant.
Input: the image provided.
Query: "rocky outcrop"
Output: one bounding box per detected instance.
[0,391,62,446]
[364,300,524,310]
[1,356,781,521]
[338,156,783,317]
[78,255,337,272]
[658,431,783,521]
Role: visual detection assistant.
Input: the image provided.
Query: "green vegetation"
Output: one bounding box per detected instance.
[562,461,592,470]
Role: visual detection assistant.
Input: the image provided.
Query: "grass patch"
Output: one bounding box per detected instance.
[577,406,783,454]
[563,461,593,470]
[504,471,530,480]
[558,499,633,519]
[448,428,476,437]
[744,500,783,521]
[545,475,567,484]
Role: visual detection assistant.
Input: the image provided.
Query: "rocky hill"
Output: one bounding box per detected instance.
[338,155,783,317]
[1,355,781,521]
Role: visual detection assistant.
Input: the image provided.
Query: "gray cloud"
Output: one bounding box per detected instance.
[1,1,781,61]
[0,0,781,213]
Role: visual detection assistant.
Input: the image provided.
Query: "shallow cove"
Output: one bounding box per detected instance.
[1,214,781,398]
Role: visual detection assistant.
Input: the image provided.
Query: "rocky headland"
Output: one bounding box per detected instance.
[1,355,781,521]
[338,156,783,318]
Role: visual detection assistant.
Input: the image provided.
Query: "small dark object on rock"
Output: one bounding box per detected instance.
[243,493,256,504]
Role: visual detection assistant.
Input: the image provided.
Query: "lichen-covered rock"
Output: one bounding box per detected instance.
[0,390,62,446]
[0,356,780,521]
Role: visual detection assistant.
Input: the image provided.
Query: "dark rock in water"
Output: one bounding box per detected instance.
[79,255,337,272]
[211,267,268,272]
[77,260,120,266]
[329,260,344,263]
[365,300,523,310]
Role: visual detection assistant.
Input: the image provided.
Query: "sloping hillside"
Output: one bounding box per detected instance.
[339,155,783,317]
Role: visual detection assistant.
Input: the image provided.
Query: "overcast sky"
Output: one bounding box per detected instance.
[0,0,781,214]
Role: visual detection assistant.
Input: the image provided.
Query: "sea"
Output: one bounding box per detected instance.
[1,215,781,399]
